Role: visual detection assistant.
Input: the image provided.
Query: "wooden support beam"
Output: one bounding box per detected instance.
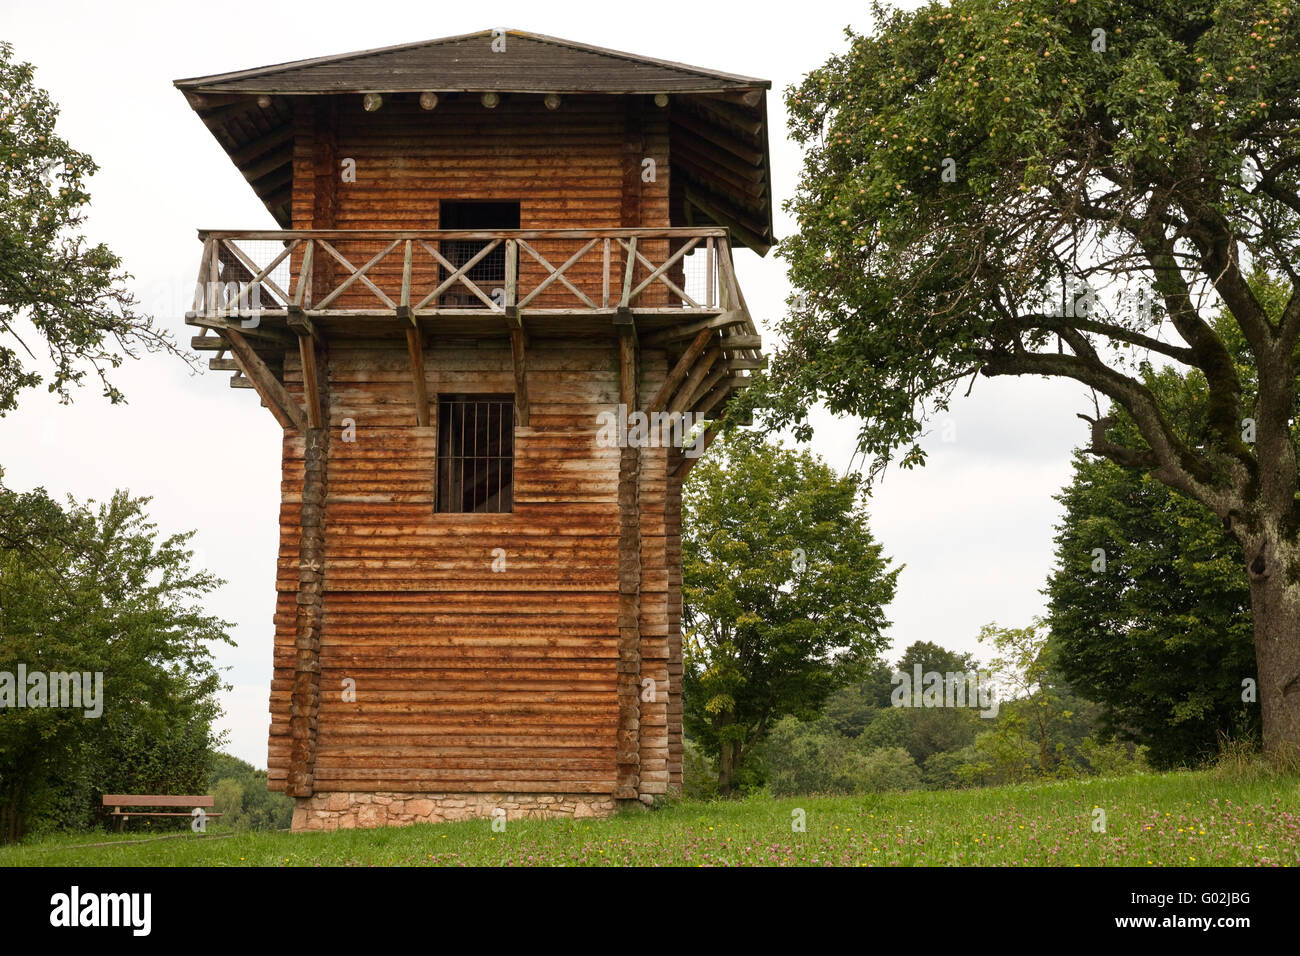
[684,187,771,256]
[670,111,765,167]
[222,329,306,430]
[669,346,721,415]
[241,149,293,186]
[507,308,529,427]
[639,311,745,346]
[719,334,763,350]
[200,98,267,126]
[286,307,319,343]
[711,88,764,108]
[297,335,323,429]
[685,94,764,137]
[683,364,729,411]
[674,138,768,188]
[229,124,294,167]
[186,92,251,110]
[696,373,749,418]
[185,314,295,345]
[601,239,611,309]
[646,327,713,414]
[673,420,722,479]
[405,325,430,427]
[250,164,292,196]
[310,99,338,305]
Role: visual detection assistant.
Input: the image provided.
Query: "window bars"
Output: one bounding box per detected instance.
[436,395,514,513]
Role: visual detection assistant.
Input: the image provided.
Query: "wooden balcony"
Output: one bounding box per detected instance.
[185,227,755,320]
[185,227,763,430]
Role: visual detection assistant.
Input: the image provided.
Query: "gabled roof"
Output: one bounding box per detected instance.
[174,29,769,95]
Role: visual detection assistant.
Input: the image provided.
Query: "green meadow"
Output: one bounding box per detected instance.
[4,769,1297,867]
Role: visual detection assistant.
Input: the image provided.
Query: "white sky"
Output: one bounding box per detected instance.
[1,0,1091,767]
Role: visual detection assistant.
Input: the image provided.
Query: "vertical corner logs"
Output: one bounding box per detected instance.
[665,443,685,795]
[288,92,337,792]
[615,324,642,802]
[287,341,330,798]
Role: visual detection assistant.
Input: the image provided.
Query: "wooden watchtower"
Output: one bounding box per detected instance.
[176,29,771,829]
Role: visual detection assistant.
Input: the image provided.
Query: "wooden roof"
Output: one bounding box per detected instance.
[175,30,774,253]
[174,29,769,95]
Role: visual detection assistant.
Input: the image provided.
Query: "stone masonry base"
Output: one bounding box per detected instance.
[292,791,619,831]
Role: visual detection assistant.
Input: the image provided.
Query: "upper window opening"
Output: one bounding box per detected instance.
[439,201,520,308]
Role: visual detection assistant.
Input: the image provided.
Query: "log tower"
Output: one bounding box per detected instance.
[176,29,771,830]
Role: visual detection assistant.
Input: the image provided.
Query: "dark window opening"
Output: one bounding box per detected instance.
[439,201,520,308]
[437,395,514,513]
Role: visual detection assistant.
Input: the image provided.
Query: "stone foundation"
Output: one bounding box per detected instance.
[291,791,619,831]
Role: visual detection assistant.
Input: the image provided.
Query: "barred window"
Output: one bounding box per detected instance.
[436,395,514,513]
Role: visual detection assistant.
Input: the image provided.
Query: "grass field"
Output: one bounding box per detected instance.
[3,769,1297,867]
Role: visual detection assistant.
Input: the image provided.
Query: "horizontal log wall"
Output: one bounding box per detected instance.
[266,338,674,796]
[290,95,674,311]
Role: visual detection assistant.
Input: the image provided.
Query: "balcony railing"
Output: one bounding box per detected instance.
[185,227,753,321]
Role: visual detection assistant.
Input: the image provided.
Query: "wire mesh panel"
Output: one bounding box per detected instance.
[200,239,295,313]
[439,240,509,308]
[436,396,514,513]
[678,245,712,308]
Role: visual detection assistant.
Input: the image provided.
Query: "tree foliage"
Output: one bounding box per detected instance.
[0,475,232,840]
[0,41,191,414]
[763,0,1300,756]
[681,434,900,793]
[207,752,294,831]
[1046,444,1260,767]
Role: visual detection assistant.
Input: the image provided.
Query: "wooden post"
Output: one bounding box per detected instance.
[646,326,713,413]
[615,322,641,802]
[505,238,517,309]
[668,346,721,415]
[602,238,611,308]
[298,335,322,428]
[507,307,529,427]
[399,239,430,427]
[406,327,430,427]
[620,237,638,309]
[706,236,715,310]
[287,341,329,799]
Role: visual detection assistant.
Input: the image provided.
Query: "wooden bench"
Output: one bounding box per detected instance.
[102,795,222,830]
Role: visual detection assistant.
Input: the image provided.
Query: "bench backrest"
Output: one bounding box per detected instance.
[101,794,215,808]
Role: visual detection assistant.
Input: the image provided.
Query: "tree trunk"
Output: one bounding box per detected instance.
[717,736,739,796]
[1,782,23,844]
[1249,565,1300,763]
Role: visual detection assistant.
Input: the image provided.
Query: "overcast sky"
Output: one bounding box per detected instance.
[1,0,1093,767]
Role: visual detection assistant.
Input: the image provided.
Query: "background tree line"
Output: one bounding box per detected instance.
[680,429,1263,799]
[0,42,273,842]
